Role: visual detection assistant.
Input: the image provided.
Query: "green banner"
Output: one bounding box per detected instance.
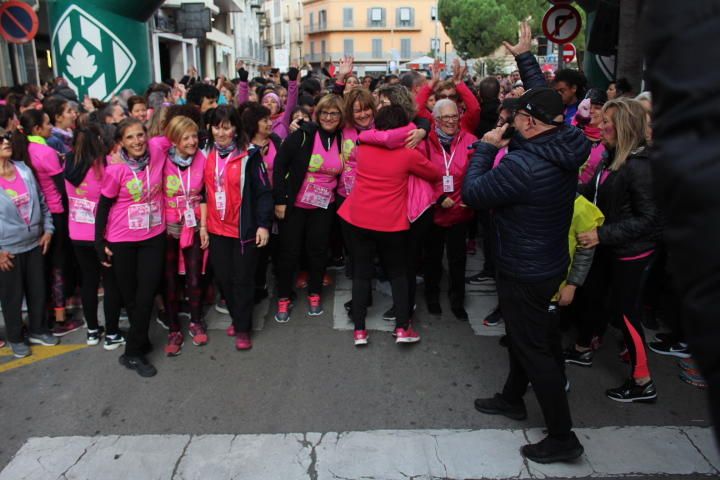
[48,0,162,101]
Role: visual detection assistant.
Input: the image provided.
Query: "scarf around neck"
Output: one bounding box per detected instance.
[215,141,236,158]
[120,147,150,172]
[169,146,193,168]
[27,135,47,145]
[435,127,456,148]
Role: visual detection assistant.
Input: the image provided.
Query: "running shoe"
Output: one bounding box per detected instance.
[383,306,397,322]
[215,299,229,315]
[395,326,421,344]
[466,271,494,285]
[86,326,105,346]
[474,394,527,420]
[188,322,208,346]
[29,333,60,346]
[119,355,157,377]
[275,298,292,323]
[164,331,184,357]
[235,332,252,350]
[483,307,503,326]
[308,294,323,316]
[9,342,30,358]
[606,378,657,403]
[104,333,126,351]
[521,432,584,464]
[648,340,690,358]
[679,369,707,389]
[226,325,236,337]
[52,317,84,337]
[563,348,593,367]
[353,330,368,346]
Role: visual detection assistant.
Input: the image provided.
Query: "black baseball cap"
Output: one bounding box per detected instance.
[514,87,565,126]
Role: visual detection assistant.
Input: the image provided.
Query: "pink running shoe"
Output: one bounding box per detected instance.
[165,331,184,356]
[226,324,236,337]
[308,294,323,316]
[235,332,252,350]
[353,330,368,346]
[189,322,208,346]
[275,298,292,323]
[395,326,421,344]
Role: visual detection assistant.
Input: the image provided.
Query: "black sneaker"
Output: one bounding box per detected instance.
[521,432,584,464]
[474,394,527,420]
[648,340,690,358]
[104,333,126,351]
[119,355,157,378]
[483,307,502,326]
[451,306,469,321]
[563,348,593,367]
[466,271,494,285]
[383,306,397,322]
[606,378,657,403]
[86,326,105,346]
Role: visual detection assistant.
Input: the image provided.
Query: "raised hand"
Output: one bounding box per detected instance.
[503,21,532,57]
[336,55,354,81]
[431,58,441,85]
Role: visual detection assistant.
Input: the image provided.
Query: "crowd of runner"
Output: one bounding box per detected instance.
[0,22,706,463]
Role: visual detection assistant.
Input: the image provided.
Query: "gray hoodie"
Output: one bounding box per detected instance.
[0,161,54,254]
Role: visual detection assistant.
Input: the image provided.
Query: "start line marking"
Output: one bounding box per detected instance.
[0,344,87,374]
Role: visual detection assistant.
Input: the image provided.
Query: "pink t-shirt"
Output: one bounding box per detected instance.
[294,132,343,210]
[100,155,165,243]
[65,167,103,242]
[164,151,206,225]
[0,166,31,224]
[28,141,64,214]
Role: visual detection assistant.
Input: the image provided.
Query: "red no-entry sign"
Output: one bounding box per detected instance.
[562,43,576,63]
[0,1,39,44]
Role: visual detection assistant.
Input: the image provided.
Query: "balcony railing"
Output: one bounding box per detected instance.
[304,51,426,63]
[306,21,422,34]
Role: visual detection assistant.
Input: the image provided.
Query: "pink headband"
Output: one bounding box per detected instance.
[262,92,281,109]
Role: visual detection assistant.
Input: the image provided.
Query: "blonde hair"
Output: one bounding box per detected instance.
[147,106,168,138]
[602,98,648,171]
[164,115,198,144]
[314,94,345,127]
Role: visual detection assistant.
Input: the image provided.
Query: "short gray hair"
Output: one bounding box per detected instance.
[433,98,457,118]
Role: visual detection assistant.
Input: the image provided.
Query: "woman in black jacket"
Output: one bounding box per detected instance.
[568,98,661,403]
[273,94,344,322]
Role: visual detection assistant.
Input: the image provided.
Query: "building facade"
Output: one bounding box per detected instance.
[302,0,456,75]
[261,0,304,69]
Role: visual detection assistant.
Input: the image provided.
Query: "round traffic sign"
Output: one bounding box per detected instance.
[562,43,576,63]
[0,0,39,44]
[542,4,582,44]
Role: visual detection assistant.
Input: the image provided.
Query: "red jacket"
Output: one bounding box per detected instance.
[425,129,477,227]
[338,144,442,232]
[415,81,481,134]
[204,148,247,238]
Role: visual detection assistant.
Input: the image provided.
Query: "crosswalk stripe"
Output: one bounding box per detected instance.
[2,426,717,479]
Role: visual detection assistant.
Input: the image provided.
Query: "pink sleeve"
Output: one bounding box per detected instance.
[40,148,63,176]
[148,135,172,160]
[407,150,443,183]
[457,82,481,134]
[358,123,416,149]
[416,84,433,120]
[279,79,299,133]
[101,166,122,199]
[236,81,249,105]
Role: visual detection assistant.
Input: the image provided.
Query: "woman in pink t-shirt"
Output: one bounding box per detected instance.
[154,115,208,357]
[64,123,124,350]
[95,118,166,378]
[15,109,83,336]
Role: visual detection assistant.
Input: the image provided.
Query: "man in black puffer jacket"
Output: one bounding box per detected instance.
[462,23,591,465]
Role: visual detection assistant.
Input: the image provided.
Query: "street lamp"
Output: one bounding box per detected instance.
[444,42,449,68]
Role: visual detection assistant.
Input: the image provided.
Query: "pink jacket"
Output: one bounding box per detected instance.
[578,141,606,184]
[425,129,477,227]
[357,123,437,222]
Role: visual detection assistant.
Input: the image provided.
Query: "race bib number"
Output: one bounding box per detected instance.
[69,197,96,224]
[13,193,31,224]
[343,171,356,195]
[443,175,455,193]
[215,191,226,218]
[301,183,332,209]
[128,202,162,230]
[184,208,197,228]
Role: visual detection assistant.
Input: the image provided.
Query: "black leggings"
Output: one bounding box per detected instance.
[407,209,433,310]
[425,221,469,308]
[0,247,48,342]
[209,234,258,332]
[350,224,409,331]
[254,232,278,293]
[47,212,77,312]
[73,244,122,334]
[164,234,204,330]
[108,234,165,357]
[277,206,334,298]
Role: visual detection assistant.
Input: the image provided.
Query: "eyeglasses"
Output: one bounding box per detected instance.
[319,111,341,119]
[437,114,459,122]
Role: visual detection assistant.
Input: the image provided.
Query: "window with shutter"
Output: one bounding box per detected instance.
[343,8,353,28]
[401,38,411,59]
[372,38,382,58]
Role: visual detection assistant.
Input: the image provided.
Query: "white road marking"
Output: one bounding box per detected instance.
[2,426,717,480]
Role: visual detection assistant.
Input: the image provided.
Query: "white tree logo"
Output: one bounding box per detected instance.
[66,43,97,87]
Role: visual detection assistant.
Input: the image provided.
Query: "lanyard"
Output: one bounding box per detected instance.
[130,164,151,203]
[441,138,460,176]
[215,151,228,191]
[593,167,605,206]
[177,164,192,207]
